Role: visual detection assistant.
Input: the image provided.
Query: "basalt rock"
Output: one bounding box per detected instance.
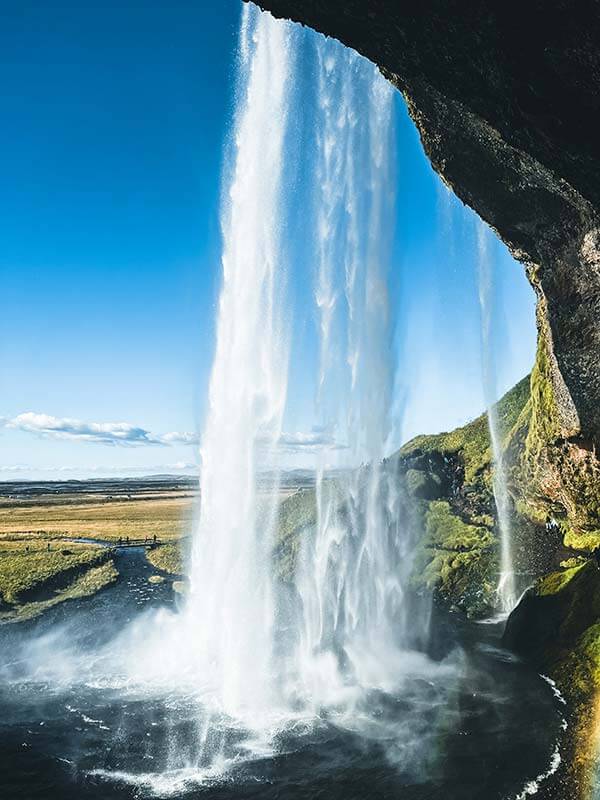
[504,561,600,797]
[248,0,600,517]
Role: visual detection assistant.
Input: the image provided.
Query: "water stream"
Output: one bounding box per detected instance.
[477,220,517,613]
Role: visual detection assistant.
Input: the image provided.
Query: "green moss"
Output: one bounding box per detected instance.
[526,319,560,455]
[564,528,600,552]
[425,501,494,550]
[274,488,318,580]
[405,469,442,500]
[537,562,585,596]
[401,376,530,484]
[556,624,600,723]
[413,501,496,616]
[561,557,587,569]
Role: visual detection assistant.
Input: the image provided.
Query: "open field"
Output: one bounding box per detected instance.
[0,496,195,542]
[0,475,314,618]
[0,479,196,618]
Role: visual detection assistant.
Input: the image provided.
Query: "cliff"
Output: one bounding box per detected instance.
[248,0,600,553]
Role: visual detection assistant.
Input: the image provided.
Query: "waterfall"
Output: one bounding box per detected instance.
[476,221,516,613]
[292,39,416,704]
[184,4,293,716]
[178,2,420,736]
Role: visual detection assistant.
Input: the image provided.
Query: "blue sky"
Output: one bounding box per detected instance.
[0,1,536,479]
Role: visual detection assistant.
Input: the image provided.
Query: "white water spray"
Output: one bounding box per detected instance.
[476,220,516,613]
[184,5,293,717]
[293,41,421,704]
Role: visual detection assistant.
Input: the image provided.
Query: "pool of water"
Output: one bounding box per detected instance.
[0,549,566,800]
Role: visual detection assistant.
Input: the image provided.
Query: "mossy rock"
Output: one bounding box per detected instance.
[564,527,600,552]
[505,560,600,796]
[274,485,342,581]
[425,500,494,551]
[405,469,443,500]
[401,375,530,485]
[503,560,600,662]
[412,501,496,617]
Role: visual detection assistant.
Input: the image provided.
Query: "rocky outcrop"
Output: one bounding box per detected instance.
[504,561,600,797]
[248,0,600,525]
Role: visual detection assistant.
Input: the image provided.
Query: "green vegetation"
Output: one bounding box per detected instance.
[424,500,494,551]
[401,375,530,484]
[564,527,600,552]
[537,562,586,596]
[405,469,442,500]
[146,542,184,576]
[397,379,531,616]
[0,539,108,604]
[0,559,118,623]
[526,310,561,455]
[413,501,496,616]
[274,488,318,580]
[0,492,194,617]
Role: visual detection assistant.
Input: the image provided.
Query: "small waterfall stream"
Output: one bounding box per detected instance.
[476,221,516,613]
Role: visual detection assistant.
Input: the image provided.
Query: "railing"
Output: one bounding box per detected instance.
[112,538,161,549]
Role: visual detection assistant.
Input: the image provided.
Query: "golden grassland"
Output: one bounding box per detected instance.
[0,496,195,542]
[0,493,194,618]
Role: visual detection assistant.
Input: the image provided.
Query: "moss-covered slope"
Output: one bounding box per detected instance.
[396,376,531,616]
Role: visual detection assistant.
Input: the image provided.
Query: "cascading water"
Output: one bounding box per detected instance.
[183,4,293,717]
[476,220,516,613]
[292,40,423,706]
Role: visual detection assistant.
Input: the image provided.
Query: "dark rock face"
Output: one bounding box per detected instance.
[248,0,600,444]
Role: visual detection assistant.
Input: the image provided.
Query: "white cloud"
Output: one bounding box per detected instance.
[3,412,198,448]
[277,429,348,455]
[0,462,197,477]
[160,431,200,445]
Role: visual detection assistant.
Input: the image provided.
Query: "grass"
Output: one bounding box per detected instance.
[401,375,530,484]
[146,542,185,576]
[0,496,194,542]
[0,539,108,604]
[0,560,118,623]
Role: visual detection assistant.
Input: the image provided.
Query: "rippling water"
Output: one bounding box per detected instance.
[0,548,565,800]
